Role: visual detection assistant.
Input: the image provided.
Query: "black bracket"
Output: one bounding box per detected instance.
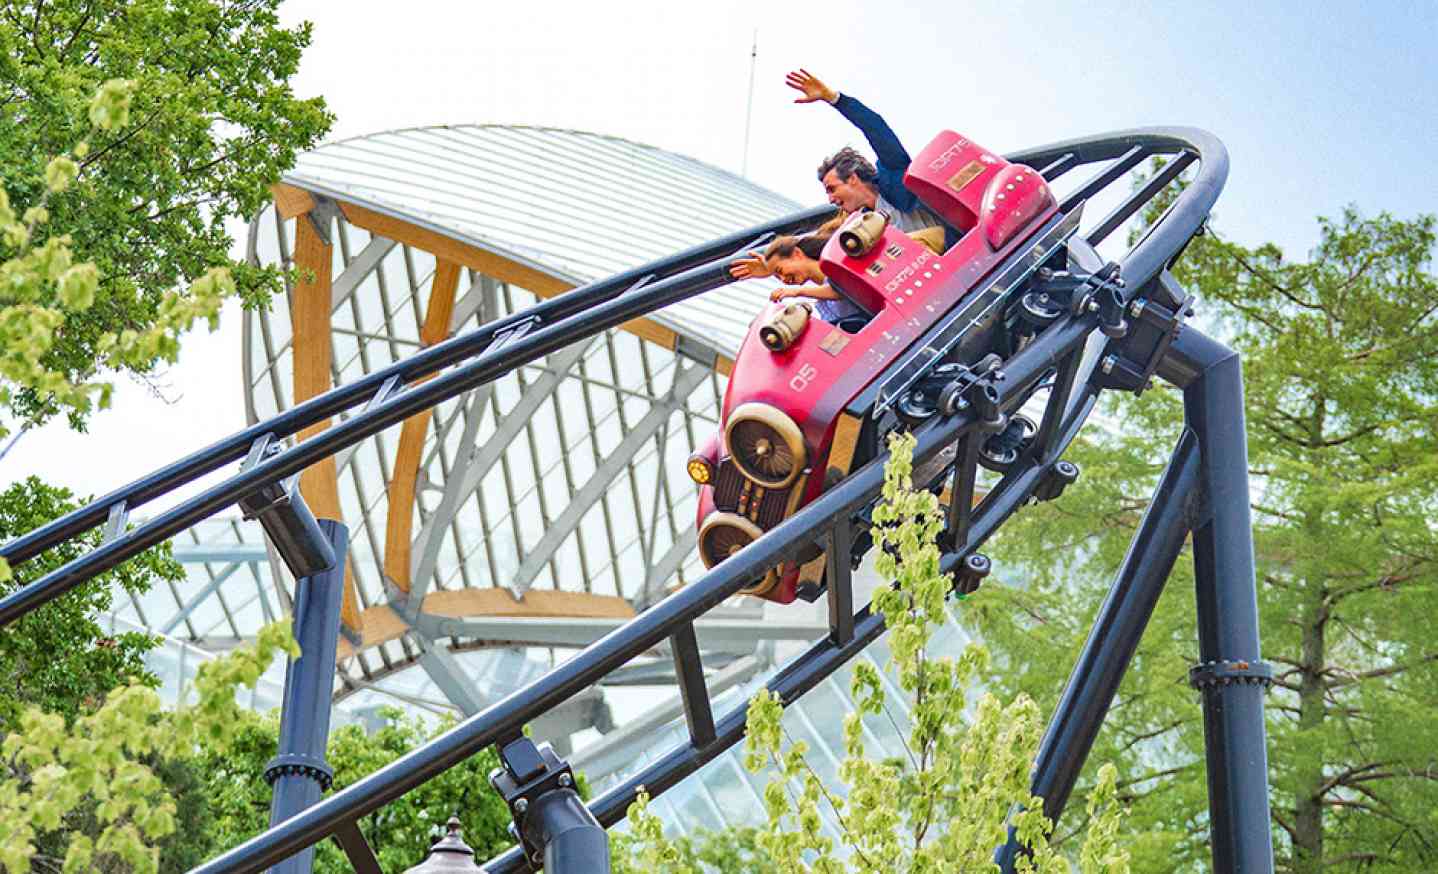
[954,552,991,597]
[1033,459,1081,503]
[1188,659,1274,691]
[935,356,1007,432]
[1092,269,1192,396]
[238,434,336,579]
[1027,261,1124,322]
[489,736,580,869]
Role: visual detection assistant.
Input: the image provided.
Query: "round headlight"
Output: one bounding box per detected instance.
[698,512,779,596]
[724,402,806,489]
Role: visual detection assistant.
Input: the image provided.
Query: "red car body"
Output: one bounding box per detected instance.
[690,131,1059,603]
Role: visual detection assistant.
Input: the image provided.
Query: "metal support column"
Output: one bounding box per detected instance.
[1171,328,1275,874]
[526,789,610,872]
[996,428,1199,872]
[264,520,348,874]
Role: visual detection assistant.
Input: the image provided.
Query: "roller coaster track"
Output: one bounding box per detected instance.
[0,128,1275,873]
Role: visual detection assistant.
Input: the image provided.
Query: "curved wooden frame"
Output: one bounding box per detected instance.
[272,178,732,666]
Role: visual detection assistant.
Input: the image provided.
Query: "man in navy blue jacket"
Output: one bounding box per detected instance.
[787,69,948,236]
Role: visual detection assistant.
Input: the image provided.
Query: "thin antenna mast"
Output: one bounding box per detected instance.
[741,29,757,178]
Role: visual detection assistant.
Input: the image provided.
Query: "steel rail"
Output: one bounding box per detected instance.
[1,128,1220,583]
[175,126,1227,874]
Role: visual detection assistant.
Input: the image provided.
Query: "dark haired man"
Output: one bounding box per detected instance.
[788,69,948,236]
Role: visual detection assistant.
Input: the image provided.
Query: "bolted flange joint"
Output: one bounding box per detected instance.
[1188,659,1274,691]
[263,753,335,791]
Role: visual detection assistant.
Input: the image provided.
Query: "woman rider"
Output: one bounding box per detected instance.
[729,221,945,331]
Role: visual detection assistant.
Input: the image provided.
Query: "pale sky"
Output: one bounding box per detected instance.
[7,0,1436,505]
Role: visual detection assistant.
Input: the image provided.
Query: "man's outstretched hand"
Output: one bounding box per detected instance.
[785,69,838,105]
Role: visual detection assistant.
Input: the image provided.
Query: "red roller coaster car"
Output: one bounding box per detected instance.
[686,130,1082,604]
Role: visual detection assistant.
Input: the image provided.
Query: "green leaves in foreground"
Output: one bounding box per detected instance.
[0,622,299,874]
[618,433,1130,872]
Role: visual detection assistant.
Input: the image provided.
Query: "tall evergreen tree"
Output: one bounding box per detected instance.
[972,204,1438,871]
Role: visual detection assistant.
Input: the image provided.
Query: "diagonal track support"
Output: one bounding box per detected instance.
[670,623,716,747]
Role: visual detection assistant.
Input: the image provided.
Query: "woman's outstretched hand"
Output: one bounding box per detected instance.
[729,251,771,279]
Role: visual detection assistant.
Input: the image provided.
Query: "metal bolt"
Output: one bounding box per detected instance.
[993,370,1006,382]
[1086,299,1099,313]
[1129,298,1146,318]
[558,773,573,788]
[1101,355,1117,375]
[514,798,528,814]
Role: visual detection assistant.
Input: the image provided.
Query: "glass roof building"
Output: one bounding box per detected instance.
[108,125,842,732]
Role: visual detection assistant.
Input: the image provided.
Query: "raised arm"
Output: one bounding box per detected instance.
[786,69,917,210]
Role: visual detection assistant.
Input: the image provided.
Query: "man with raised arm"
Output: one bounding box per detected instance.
[787,68,949,236]
[729,69,951,285]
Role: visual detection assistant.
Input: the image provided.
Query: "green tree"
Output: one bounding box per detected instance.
[617,434,1131,873]
[0,477,180,728]
[191,709,515,874]
[972,207,1438,872]
[614,826,774,874]
[0,621,299,874]
[0,0,331,431]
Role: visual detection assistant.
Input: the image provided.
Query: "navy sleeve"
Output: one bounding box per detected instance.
[832,93,917,211]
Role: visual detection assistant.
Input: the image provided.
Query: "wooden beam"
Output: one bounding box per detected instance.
[332,197,698,367]
[383,259,462,593]
[291,218,362,632]
[336,200,572,297]
[422,588,636,621]
[336,605,408,660]
[333,590,636,660]
[271,182,316,220]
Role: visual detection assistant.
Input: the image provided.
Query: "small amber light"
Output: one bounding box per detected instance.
[686,457,713,485]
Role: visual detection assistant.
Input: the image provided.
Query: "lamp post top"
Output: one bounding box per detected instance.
[403,817,486,873]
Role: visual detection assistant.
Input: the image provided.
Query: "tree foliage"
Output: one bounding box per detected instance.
[0,621,300,874]
[0,0,331,431]
[190,709,515,874]
[972,197,1438,872]
[0,477,180,728]
[617,434,1130,872]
